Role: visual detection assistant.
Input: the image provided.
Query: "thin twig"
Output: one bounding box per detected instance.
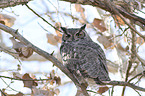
[0,89,7,96]
[0,75,51,81]
[128,72,143,82]
[0,78,20,93]
[25,4,61,32]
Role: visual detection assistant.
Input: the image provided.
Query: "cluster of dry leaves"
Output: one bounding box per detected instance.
[1,70,61,96]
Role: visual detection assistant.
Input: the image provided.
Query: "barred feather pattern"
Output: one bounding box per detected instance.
[60,25,110,85]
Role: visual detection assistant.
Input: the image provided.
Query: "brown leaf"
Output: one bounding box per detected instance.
[75,4,85,19]
[50,80,54,85]
[54,35,62,43]
[97,86,109,94]
[54,88,60,95]
[75,4,84,13]
[0,14,16,27]
[113,15,125,26]
[10,37,33,58]
[47,34,59,45]
[54,76,61,85]
[97,35,113,49]
[55,22,62,37]
[93,18,107,32]
[32,87,52,96]
[20,47,33,58]
[136,37,144,44]
[0,20,5,25]
[22,73,38,88]
[117,43,129,52]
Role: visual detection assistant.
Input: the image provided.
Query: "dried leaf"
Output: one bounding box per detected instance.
[10,37,33,58]
[54,88,60,95]
[75,4,84,13]
[47,34,61,45]
[32,87,52,96]
[117,43,129,52]
[54,35,62,43]
[97,35,113,49]
[20,47,33,58]
[22,73,38,88]
[54,76,61,85]
[0,14,16,27]
[93,18,107,32]
[0,20,5,25]
[75,4,85,19]
[55,22,62,37]
[113,15,125,26]
[50,80,54,85]
[136,37,144,44]
[97,86,109,94]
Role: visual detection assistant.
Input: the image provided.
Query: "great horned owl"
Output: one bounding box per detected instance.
[60,24,110,88]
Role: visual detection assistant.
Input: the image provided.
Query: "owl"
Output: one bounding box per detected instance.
[60,24,110,87]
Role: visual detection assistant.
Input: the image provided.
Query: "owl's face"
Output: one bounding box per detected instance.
[61,24,91,42]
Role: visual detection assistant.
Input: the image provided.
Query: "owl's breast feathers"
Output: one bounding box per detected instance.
[60,40,110,84]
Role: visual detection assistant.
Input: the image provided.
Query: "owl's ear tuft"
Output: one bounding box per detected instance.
[60,27,67,32]
[80,24,86,30]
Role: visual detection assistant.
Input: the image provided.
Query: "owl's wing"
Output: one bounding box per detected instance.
[79,41,110,81]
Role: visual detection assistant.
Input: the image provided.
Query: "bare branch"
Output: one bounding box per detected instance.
[0,0,31,8]
[61,0,145,28]
[25,4,61,32]
[0,75,51,81]
[105,81,145,92]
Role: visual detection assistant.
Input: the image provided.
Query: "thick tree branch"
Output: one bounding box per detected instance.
[61,0,145,27]
[0,23,89,96]
[0,0,31,8]
[105,81,145,92]
[0,0,144,27]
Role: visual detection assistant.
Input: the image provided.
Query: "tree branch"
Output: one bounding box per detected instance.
[61,0,145,28]
[25,4,61,32]
[0,75,51,81]
[0,0,31,8]
[105,81,145,92]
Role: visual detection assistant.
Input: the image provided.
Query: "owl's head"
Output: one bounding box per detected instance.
[60,24,91,42]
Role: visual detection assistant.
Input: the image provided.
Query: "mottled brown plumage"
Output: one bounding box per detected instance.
[60,24,110,85]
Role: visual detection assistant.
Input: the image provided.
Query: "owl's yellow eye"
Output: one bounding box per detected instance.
[76,32,85,38]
